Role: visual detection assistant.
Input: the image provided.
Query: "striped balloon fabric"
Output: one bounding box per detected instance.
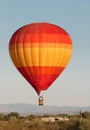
[9,22,72,95]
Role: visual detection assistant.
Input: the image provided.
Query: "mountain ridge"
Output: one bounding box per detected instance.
[0,103,90,115]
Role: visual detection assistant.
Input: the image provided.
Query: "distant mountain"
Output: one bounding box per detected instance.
[0,103,90,115]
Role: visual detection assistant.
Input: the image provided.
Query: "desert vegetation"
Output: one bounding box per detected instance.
[0,111,90,130]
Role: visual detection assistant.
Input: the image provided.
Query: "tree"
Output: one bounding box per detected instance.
[82,112,90,119]
[4,112,20,121]
[0,113,5,120]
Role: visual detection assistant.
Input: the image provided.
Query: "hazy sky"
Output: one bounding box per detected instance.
[0,0,90,106]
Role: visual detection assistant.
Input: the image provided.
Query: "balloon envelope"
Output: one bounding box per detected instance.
[9,22,72,95]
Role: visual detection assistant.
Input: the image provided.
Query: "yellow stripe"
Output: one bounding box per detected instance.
[9,47,72,67]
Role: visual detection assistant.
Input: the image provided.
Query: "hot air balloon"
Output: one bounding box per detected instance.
[9,22,72,105]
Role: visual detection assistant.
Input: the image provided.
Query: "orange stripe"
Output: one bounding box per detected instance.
[9,42,72,49]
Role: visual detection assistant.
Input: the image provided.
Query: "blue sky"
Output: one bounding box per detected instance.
[0,0,90,106]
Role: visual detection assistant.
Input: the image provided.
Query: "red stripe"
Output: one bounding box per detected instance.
[17,66,65,95]
[10,34,72,45]
[18,73,60,95]
[14,22,70,34]
[9,23,72,45]
[18,66,65,75]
